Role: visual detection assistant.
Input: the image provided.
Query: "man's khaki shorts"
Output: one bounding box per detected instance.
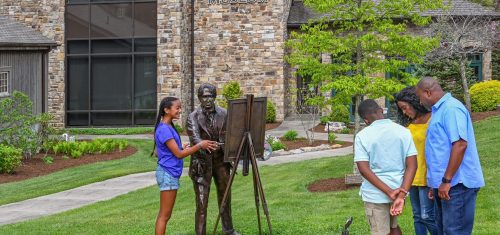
[364,202,398,235]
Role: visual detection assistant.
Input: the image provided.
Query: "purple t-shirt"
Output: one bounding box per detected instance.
[155,122,183,178]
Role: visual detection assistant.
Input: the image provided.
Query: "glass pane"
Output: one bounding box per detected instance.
[91,39,132,53]
[134,111,156,125]
[67,40,89,54]
[92,112,132,126]
[90,4,132,38]
[134,3,157,37]
[135,55,157,109]
[134,38,156,52]
[91,56,132,110]
[67,113,89,126]
[66,5,90,39]
[67,57,89,110]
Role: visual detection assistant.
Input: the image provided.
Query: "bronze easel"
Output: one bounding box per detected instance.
[212,95,272,235]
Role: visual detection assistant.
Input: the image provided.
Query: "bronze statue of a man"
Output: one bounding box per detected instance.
[186,83,239,235]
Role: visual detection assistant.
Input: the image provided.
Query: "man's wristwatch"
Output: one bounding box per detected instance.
[441,177,451,184]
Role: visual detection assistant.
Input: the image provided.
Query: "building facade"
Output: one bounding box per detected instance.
[0,0,496,127]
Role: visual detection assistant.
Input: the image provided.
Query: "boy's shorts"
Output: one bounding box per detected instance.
[364,202,398,235]
[156,166,180,191]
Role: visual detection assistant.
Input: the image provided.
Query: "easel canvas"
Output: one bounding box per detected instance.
[223,97,267,163]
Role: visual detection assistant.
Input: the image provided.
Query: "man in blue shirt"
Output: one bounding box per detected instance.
[354,99,418,235]
[416,77,485,235]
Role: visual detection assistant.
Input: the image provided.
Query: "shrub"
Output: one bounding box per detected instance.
[42,156,54,164]
[218,81,244,108]
[45,139,129,156]
[320,116,330,125]
[266,101,277,123]
[328,104,350,124]
[283,130,299,141]
[0,91,56,159]
[328,133,337,143]
[0,145,22,173]
[469,80,500,112]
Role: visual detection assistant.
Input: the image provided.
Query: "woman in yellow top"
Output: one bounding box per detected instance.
[395,86,438,235]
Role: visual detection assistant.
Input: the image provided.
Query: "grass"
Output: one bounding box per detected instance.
[0,116,498,234]
[65,127,154,135]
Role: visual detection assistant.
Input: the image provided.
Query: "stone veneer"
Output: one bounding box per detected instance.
[158,0,292,123]
[0,0,65,128]
[191,0,292,121]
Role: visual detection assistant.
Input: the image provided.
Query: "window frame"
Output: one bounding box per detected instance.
[0,68,11,97]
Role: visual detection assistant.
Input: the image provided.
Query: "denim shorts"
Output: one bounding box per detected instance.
[156,166,180,191]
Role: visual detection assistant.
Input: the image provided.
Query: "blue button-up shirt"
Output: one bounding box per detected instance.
[425,93,485,189]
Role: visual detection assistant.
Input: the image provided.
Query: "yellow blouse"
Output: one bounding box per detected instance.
[407,121,429,186]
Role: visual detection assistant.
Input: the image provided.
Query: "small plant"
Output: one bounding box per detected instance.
[42,156,54,164]
[70,149,83,158]
[469,80,500,112]
[270,140,286,151]
[265,134,285,151]
[266,100,277,123]
[0,145,23,173]
[283,130,299,141]
[328,133,337,143]
[218,81,244,108]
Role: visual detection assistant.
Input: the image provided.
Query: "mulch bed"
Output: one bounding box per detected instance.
[471,109,500,122]
[308,177,360,192]
[310,124,354,134]
[0,146,137,184]
[265,122,281,130]
[280,138,353,151]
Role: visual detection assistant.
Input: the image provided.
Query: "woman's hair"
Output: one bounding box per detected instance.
[151,96,180,156]
[394,86,430,126]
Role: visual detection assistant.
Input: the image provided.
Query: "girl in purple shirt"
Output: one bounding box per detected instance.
[153,97,217,235]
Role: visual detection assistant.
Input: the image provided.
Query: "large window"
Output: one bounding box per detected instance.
[66,0,157,126]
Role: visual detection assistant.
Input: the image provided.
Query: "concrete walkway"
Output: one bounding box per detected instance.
[0,120,354,226]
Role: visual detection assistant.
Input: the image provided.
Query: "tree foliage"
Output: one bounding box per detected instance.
[286,0,443,133]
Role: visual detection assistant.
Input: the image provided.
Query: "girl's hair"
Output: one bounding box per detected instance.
[152,97,180,156]
[394,86,430,127]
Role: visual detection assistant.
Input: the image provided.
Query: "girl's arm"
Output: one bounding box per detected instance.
[166,139,218,159]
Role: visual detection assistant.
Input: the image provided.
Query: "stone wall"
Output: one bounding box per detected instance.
[157,0,192,123]
[192,0,292,121]
[0,0,65,128]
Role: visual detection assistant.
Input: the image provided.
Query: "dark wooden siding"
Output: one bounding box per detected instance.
[0,51,44,114]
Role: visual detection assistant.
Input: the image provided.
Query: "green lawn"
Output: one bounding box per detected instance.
[0,116,498,234]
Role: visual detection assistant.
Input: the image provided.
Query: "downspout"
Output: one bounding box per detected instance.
[190,0,195,112]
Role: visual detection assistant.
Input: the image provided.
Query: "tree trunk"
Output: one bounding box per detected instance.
[459,55,472,112]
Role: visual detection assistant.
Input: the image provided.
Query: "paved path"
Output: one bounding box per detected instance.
[0,120,354,226]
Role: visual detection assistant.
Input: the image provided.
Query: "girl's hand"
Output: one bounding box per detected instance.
[183,143,190,150]
[198,140,218,153]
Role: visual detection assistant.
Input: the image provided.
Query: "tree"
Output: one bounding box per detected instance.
[285,0,443,135]
[413,56,478,104]
[426,15,497,111]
